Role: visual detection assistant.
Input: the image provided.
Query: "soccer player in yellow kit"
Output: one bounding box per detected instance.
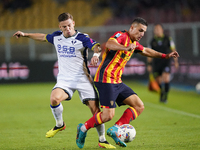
[76,17,179,148]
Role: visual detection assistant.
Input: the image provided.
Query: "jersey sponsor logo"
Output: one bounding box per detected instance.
[57,44,76,57]
[58,38,62,41]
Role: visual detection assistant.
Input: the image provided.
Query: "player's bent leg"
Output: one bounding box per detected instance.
[123,94,144,115]
[95,124,116,149]
[161,72,170,103]
[107,126,127,147]
[86,101,116,148]
[106,94,144,147]
[46,88,69,138]
[85,100,100,114]
[76,108,116,148]
[46,122,66,138]
[101,108,115,123]
[100,108,126,147]
[50,88,69,106]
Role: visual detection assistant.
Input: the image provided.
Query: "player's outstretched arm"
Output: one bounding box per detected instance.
[13,31,46,42]
[140,47,179,59]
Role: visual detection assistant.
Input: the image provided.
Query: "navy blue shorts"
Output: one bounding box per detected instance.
[94,82,137,108]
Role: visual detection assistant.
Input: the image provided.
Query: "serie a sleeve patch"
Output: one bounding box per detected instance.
[114,33,121,38]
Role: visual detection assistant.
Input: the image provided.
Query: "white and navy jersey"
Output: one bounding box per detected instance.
[46,30,99,81]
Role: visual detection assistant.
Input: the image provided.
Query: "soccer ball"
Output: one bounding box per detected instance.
[118,124,136,143]
[195,82,200,94]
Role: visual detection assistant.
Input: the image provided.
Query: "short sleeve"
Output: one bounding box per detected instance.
[76,33,100,50]
[46,31,62,44]
[134,41,144,53]
[109,31,126,45]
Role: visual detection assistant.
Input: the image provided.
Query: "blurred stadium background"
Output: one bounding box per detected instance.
[0,0,200,90]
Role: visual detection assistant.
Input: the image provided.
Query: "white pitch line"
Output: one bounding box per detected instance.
[145,102,200,119]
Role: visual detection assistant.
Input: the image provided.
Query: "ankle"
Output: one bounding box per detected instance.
[80,124,87,132]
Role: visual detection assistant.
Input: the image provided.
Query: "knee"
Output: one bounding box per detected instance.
[137,104,145,115]
[104,114,114,122]
[91,107,100,115]
[86,101,100,115]
[107,113,114,121]
[101,111,115,122]
[50,95,62,106]
[141,104,145,112]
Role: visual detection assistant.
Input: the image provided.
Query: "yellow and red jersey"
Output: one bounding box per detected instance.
[94,30,144,84]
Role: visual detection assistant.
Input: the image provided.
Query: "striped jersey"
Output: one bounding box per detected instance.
[46,30,99,81]
[94,30,144,84]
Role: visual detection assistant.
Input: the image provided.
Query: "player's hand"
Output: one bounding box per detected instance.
[90,56,99,66]
[126,43,137,51]
[166,51,179,59]
[13,31,25,39]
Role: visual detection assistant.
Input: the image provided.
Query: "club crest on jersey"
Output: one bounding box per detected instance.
[115,33,121,38]
[110,101,114,106]
[71,40,77,45]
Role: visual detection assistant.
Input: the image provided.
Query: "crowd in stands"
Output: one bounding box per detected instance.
[98,0,200,24]
[53,0,68,4]
[1,0,200,26]
[0,0,32,14]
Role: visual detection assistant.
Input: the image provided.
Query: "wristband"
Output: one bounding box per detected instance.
[21,32,25,36]
[93,52,101,58]
[161,54,166,59]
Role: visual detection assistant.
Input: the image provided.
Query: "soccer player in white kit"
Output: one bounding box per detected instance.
[13,12,115,149]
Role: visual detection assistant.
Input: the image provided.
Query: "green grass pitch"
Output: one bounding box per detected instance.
[0,81,200,150]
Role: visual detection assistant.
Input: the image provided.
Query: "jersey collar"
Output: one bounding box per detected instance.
[63,30,78,38]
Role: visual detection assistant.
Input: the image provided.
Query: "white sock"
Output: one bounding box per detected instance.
[50,103,63,127]
[80,124,87,132]
[96,124,106,142]
[114,124,120,128]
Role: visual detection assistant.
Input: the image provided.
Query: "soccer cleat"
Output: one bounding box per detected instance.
[160,92,168,104]
[45,123,66,138]
[76,123,87,148]
[98,141,116,149]
[160,99,168,104]
[107,126,127,147]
